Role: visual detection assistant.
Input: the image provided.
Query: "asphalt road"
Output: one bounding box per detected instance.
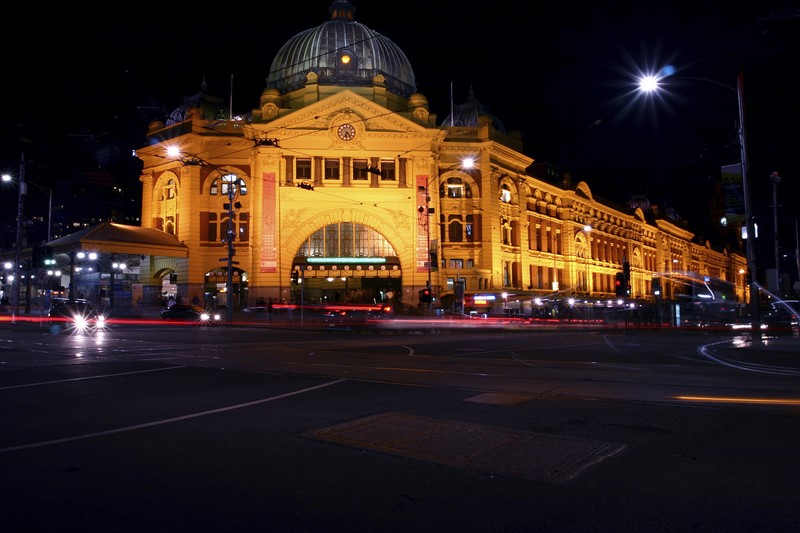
[1,323,799,532]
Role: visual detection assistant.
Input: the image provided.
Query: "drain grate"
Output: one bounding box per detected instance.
[302,412,626,484]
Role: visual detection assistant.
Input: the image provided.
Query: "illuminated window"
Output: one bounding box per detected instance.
[324,159,340,180]
[206,210,249,244]
[158,178,177,235]
[449,259,464,269]
[353,159,369,180]
[500,185,511,203]
[297,222,397,258]
[210,175,247,196]
[296,158,312,180]
[380,159,395,180]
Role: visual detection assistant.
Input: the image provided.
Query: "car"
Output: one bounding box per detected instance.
[322,304,393,328]
[48,299,106,331]
[160,304,222,324]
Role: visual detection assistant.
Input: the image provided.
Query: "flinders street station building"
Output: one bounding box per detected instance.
[14,1,749,318]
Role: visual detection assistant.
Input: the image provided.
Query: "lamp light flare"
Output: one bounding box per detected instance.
[637,66,675,93]
[638,75,660,92]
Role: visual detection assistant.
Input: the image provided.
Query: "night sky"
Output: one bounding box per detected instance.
[2,1,798,259]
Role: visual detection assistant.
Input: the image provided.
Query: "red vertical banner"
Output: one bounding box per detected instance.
[416,175,429,273]
[260,172,278,272]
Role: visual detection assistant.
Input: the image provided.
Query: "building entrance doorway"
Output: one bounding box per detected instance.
[204,267,248,310]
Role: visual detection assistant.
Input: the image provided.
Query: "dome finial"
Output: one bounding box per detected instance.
[329,1,356,21]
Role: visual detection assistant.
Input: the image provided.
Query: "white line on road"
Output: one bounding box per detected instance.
[0,365,187,390]
[0,378,347,454]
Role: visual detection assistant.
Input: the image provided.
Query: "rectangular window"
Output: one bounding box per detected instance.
[208,212,218,242]
[353,159,369,180]
[296,158,312,180]
[380,159,396,180]
[466,259,474,268]
[238,212,249,242]
[449,259,464,269]
[465,215,474,242]
[324,159,340,180]
[213,211,250,243]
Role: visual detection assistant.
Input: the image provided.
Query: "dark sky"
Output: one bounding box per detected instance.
[3,1,799,252]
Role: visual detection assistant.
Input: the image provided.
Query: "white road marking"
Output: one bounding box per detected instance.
[0,378,347,454]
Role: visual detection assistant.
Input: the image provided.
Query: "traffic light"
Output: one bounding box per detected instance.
[419,288,432,303]
[615,272,626,297]
[32,246,54,268]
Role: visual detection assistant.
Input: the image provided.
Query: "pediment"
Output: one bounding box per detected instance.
[263,90,433,139]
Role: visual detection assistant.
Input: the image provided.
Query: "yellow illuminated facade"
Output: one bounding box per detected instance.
[134,1,748,314]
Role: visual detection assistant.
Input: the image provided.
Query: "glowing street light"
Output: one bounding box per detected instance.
[635,68,760,333]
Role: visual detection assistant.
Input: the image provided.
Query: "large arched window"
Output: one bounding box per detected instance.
[210,174,248,196]
[440,177,473,199]
[202,174,249,243]
[500,184,512,203]
[157,177,178,235]
[296,223,397,258]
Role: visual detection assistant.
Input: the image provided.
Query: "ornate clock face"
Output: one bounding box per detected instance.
[337,123,356,141]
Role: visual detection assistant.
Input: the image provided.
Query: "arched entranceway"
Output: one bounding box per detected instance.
[291,222,402,306]
[204,267,248,310]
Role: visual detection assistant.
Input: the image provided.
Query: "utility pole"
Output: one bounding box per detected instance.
[770,172,781,295]
[737,71,760,336]
[225,179,238,323]
[12,154,27,322]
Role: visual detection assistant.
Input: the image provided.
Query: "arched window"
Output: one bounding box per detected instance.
[158,178,178,235]
[448,215,463,242]
[203,174,249,244]
[210,174,248,196]
[500,184,512,203]
[297,223,397,258]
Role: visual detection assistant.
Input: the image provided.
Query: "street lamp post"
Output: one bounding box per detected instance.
[637,69,760,334]
[168,148,243,323]
[11,154,26,321]
[736,72,761,333]
[420,157,475,313]
[770,171,781,295]
[422,189,433,313]
[3,156,55,322]
[224,179,239,323]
